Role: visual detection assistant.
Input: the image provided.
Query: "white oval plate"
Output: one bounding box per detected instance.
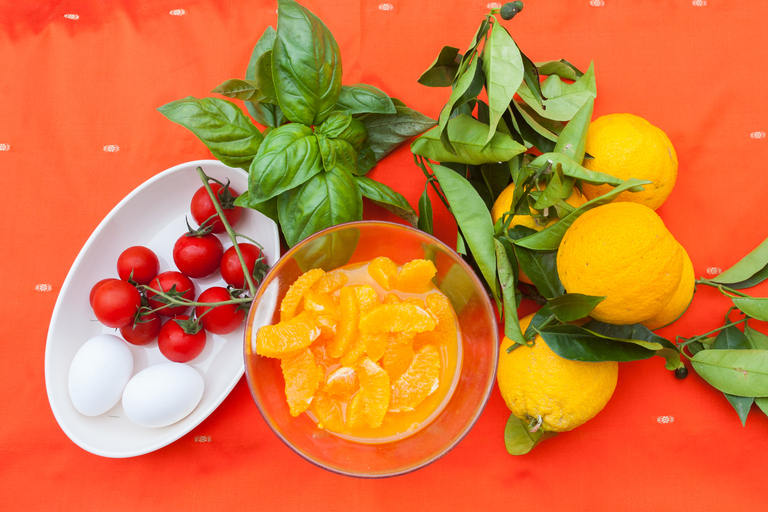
[45,159,280,458]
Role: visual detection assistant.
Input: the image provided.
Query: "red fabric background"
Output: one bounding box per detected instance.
[3,0,768,510]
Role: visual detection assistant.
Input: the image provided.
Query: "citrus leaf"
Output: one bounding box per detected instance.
[691,349,768,397]
[713,324,751,350]
[412,114,526,165]
[519,50,546,107]
[536,59,584,80]
[731,297,768,322]
[538,324,655,362]
[417,185,433,235]
[745,325,768,350]
[482,22,524,144]
[432,163,498,297]
[508,101,557,153]
[355,176,418,227]
[361,104,437,161]
[583,320,680,370]
[517,62,596,122]
[495,238,524,346]
[547,293,605,322]
[724,393,753,426]
[418,46,462,88]
[513,246,563,299]
[528,152,624,187]
[708,237,768,288]
[336,84,396,115]
[437,54,485,154]
[755,396,768,417]
[504,414,554,455]
[553,96,592,164]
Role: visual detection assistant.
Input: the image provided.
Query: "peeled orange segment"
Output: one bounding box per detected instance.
[382,292,402,305]
[414,292,458,349]
[363,332,388,362]
[389,344,441,413]
[256,311,321,358]
[310,391,345,432]
[340,334,366,367]
[302,290,338,318]
[359,303,436,334]
[353,284,380,312]
[280,348,322,417]
[313,314,337,342]
[404,297,427,309]
[395,259,437,294]
[326,287,359,358]
[382,335,415,381]
[324,366,359,399]
[311,270,348,295]
[368,256,398,291]
[346,358,391,429]
[280,268,326,321]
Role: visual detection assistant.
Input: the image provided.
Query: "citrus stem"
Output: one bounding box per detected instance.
[676,317,749,355]
[695,279,751,298]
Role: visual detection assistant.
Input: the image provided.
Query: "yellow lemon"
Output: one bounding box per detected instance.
[581,113,677,210]
[497,313,618,433]
[556,202,684,325]
[641,246,695,330]
[491,182,587,229]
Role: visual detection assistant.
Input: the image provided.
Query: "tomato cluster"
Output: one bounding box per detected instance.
[88,180,269,363]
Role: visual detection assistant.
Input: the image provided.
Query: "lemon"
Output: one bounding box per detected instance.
[497,313,618,432]
[557,201,684,325]
[581,113,677,210]
[641,246,695,330]
[491,182,587,229]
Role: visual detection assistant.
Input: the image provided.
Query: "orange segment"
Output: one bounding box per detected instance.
[368,256,398,290]
[310,391,345,432]
[280,268,325,321]
[414,292,458,350]
[395,259,437,293]
[363,332,388,362]
[312,269,348,295]
[324,366,359,399]
[382,334,415,381]
[353,284,380,312]
[326,287,359,358]
[346,358,391,429]
[389,344,441,412]
[256,311,321,358]
[382,292,402,305]
[313,314,337,343]
[359,303,436,334]
[280,348,322,417]
[303,290,338,318]
[340,334,366,367]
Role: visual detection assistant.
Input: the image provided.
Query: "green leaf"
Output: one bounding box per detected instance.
[517,62,596,122]
[745,325,768,350]
[355,143,376,175]
[536,59,584,80]
[513,177,650,251]
[355,176,418,227]
[212,79,266,102]
[412,114,526,165]
[361,104,437,161]
[418,46,462,87]
[755,396,768,416]
[317,136,357,174]
[481,161,512,202]
[538,324,655,362]
[495,238,524,346]
[508,101,558,153]
[437,53,485,154]
[158,97,264,171]
[529,152,624,187]
[513,246,563,299]
[417,185,434,235]
[432,163,498,296]
[482,22,523,144]
[709,236,768,289]
[691,349,768,397]
[234,191,279,225]
[245,27,284,128]
[292,223,361,272]
[547,293,605,322]
[247,123,322,202]
[732,297,768,322]
[336,84,396,115]
[273,0,342,125]
[504,414,554,455]
[553,96,593,164]
[519,50,546,108]
[583,320,680,369]
[277,167,362,247]
[724,394,753,426]
[713,324,751,350]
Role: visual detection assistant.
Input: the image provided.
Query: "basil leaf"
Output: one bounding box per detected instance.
[293,224,361,272]
[355,176,418,227]
[709,237,768,288]
[361,104,437,161]
[273,0,342,125]
[513,246,563,299]
[713,323,752,350]
[418,46,462,87]
[437,53,485,154]
[482,23,524,144]
[691,349,768,397]
[724,394,753,426]
[547,293,605,322]
[412,114,526,165]
[538,324,655,362]
[553,96,593,164]
[536,59,584,80]
[336,84,396,115]
[432,163,498,297]
[417,185,433,235]
[247,123,322,202]
[495,238,524,346]
[212,79,266,102]
[513,177,651,251]
[246,27,284,128]
[732,297,768,322]
[318,112,367,151]
[317,136,357,175]
[234,191,279,225]
[517,62,596,122]
[504,414,554,455]
[277,168,362,247]
[356,143,376,175]
[158,97,264,170]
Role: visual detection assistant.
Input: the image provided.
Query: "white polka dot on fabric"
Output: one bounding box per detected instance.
[589,0,605,6]
[656,416,675,425]
[706,267,722,276]
[0,143,9,151]
[35,284,53,292]
[378,3,394,11]
[63,14,80,20]
[103,145,120,153]
[750,131,766,139]
[692,0,707,6]
[169,9,186,16]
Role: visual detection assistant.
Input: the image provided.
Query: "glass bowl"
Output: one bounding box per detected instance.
[243,221,498,478]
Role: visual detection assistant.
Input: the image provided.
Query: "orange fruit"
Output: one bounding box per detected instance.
[310,391,345,432]
[280,348,322,417]
[396,259,437,293]
[312,269,348,295]
[414,292,457,349]
[302,290,338,318]
[256,311,321,358]
[491,182,587,230]
[324,366,359,398]
[389,344,441,412]
[352,284,380,312]
[368,256,398,291]
[326,287,359,358]
[359,303,436,334]
[382,292,402,304]
[280,268,325,321]
[382,335,415,381]
[347,358,391,429]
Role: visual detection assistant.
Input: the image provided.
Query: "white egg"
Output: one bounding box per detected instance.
[68,334,134,417]
[122,363,204,428]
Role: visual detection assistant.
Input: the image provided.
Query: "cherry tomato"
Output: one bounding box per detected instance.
[173,233,224,279]
[190,182,242,233]
[91,279,142,328]
[146,271,196,317]
[117,246,159,285]
[220,243,268,289]
[195,286,247,335]
[89,278,119,307]
[120,310,162,346]
[158,315,207,363]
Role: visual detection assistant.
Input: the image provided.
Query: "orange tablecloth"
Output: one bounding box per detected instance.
[4,0,768,509]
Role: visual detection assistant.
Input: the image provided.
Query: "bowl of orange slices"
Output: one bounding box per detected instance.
[243,220,498,477]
